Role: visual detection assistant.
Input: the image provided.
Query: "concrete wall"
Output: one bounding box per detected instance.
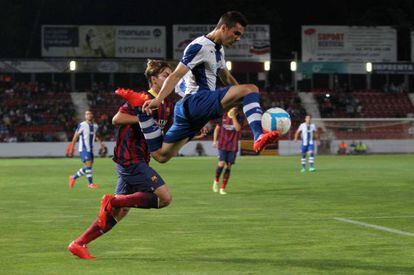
[279,140,414,155]
[0,140,412,157]
[0,140,219,157]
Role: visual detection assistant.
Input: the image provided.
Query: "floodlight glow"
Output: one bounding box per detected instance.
[366,62,372,73]
[264,61,271,71]
[69,60,77,71]
[290,61,297,72]
[226,61,232,71]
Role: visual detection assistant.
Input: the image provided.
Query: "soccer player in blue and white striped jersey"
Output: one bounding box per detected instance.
[68,111,103,188]
[115,11,279,164]
[294,115,318,172]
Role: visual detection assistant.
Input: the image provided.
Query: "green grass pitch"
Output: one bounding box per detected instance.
[1,155,414,274]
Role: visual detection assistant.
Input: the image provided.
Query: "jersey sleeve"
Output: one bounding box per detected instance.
[175,78,187,97]
[118,102,136,115]
[76,123,83,134]
[180,43,204,70]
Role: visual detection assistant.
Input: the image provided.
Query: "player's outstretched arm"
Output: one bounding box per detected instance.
[212,124,220,147]
[294,129,301,141]
[67,130,80,157]
[231,109,243,132]
[112,111,139,126]
[143,63,189,114]
[218,68,239,86]
[70,131,80,147]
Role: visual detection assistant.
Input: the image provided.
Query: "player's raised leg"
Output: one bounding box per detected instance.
[98,163,172,229]
[68,207,129,260]
[220,84,279,152]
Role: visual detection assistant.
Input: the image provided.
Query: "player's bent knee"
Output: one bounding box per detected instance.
[157,155,170,164]
[112,207,130,221]
[244,84,259,93]
[159,195,172,208]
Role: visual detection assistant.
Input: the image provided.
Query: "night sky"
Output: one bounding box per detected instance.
[1,0,414,60]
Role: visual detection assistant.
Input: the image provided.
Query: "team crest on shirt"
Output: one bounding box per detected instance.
[151,175,158,182]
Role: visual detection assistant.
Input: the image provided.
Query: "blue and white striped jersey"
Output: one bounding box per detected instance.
[298,123,316,146]
[76,121,99,152]
[180,35,226,95]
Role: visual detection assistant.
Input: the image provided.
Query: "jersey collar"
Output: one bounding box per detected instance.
[147,88,164,104]
[204,35,222,50]
[147,88,158,98]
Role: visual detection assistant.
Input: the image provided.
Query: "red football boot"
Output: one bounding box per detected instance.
[88,183,99,189]
[68,176,76,189]
[253,130,280,153]
[115,88,150,108]
[67,241,96,260]
[98,194,115,229]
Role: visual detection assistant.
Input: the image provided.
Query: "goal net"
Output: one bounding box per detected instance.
[312,118,414,154]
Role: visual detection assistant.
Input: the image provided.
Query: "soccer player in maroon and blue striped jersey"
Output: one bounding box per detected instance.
[212,107,243,195]
[68,60,174,260]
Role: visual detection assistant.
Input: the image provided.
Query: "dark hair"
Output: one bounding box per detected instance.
[144,59,172,84]
[216,11,248,29]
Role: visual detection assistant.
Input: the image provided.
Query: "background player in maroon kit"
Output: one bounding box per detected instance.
[212,107,243,195]
[67,60,174,260]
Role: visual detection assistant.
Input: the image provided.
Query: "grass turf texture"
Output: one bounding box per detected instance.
[0,155,413,274]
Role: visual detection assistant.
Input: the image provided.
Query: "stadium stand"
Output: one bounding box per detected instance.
[313,89,414,118]
[313,89,414,139]
[0,82,77,142]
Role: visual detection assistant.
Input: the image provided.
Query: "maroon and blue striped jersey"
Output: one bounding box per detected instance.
[217,112,243,152]
[113,90,174,166]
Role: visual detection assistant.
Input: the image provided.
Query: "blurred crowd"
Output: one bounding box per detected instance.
[316,92,362,118]
[0,82,77,142]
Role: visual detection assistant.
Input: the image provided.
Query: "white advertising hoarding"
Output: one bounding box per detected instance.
[173,24,271,61]
[42,25,166,58]
[302,26,396,62]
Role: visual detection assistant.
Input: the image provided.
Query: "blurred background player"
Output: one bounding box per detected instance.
[115,11,279,165]
[212,107,243,195]
[68,111,103,189]
[68,60,174,260]
[294,115,318,172]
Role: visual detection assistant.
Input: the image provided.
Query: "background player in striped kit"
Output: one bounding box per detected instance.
[212,107,243,195]
[294,115,318,172]
[68,111,103,189]
[68,60,174,260]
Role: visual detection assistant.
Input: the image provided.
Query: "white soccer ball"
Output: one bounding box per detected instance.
[261,107,291,135]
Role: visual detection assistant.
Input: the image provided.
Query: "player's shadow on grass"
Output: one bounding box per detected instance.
[110,256,413,273]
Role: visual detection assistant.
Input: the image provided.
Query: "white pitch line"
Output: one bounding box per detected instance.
[334,217,414,237]
[341,215,414,220]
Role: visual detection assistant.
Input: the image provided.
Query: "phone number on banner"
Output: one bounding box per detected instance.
[118,46,163,56]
